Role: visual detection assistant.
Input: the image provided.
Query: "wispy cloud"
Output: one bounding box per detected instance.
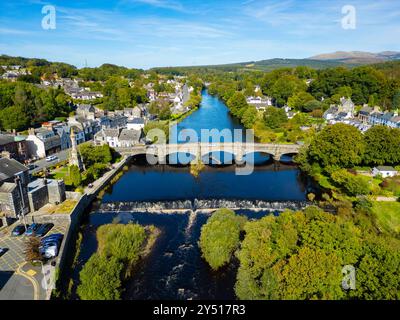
[119,0,186,12]
[0,27,32,35]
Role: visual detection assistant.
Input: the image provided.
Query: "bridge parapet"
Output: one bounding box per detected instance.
[115,143,301,162]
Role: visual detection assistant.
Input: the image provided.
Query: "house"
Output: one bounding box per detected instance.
[0,158,30,217]
[369,111,395,126]
[2,71,19,82]
[26,128,61,159]
[127,118,145,131]
[388,116,400,128]
[71,91,103,100]
[76,104,96,119]
[124,107,142,119]
[372,166,398,178]
[68,116,100,142]
[94,129,120,148]
[108,115,128,129]
[246,96,273,111]
[94,128,142,148]
[0,134,28,162]
[51,123,71,150]
[323,106,339,121]
[358,106,373,123]
[118,129,142,147]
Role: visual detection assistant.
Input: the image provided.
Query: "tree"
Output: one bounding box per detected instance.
[241,106,257,129]
[363,126,400,166]
[97,223,146,264]
[235,206,392,300]
[307,124,365,168]
[235,211,299,300]
[199,209,246,271]
[68,165,82,188]
[263,107,288,129]
[79,144,113,168]
[227,92,248,119]
[330,169,372,196]
[274,247,344,300]
[303,100,322,113]
[287,91,314,110]
[270,75,306,107]
[354,236,400,300]
[0,105,29,131]
[77,254,123,300]
[24,237,43,262]
[393,90,400,109]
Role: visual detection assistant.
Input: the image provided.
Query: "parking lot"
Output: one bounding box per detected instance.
[0,219,70,300]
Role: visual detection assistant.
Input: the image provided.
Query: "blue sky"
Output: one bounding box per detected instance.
[0,0,399,69]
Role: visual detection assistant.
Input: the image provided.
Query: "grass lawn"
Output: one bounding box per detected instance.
[52,167,69,179]
[45,199,78,214]
[372,201,400,234]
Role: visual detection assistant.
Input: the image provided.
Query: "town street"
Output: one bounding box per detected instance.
[30,149,70,174]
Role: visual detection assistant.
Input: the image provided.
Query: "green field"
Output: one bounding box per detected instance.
[372,201,400,234]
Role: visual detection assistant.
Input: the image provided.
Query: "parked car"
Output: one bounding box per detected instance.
[35,223,54,237]
[0,248,8,257]
[41,233,63,243]
[25,223,42,236]
[41,245,59,259]
[40,234,63,259]
[11,224,27,236]
[46,155,58,162]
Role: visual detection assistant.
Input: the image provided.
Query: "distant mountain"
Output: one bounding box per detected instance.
[152,58,354,74]
[309,51,400,64]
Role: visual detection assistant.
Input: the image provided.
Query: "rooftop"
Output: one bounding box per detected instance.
[0,158,28,182]
[375,166,397,172]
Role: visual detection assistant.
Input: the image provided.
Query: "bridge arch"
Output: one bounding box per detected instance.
[201,151,235,166]
[166,152,196,166]
[241,152,274,165]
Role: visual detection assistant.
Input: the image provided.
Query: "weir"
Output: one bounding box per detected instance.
[99,199,310,213]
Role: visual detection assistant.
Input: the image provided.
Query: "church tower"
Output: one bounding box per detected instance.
[69,128,83,171]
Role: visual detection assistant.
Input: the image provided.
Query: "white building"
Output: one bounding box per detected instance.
[372,166,398,178]
[127,118,145,131]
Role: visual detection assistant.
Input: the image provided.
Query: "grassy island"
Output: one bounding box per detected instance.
[77,223,160,300]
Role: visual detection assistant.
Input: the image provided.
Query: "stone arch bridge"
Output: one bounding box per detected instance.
[115,143,301,164]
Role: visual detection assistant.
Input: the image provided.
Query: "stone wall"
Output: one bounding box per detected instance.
[48,180,66,204]
[28,183,48,212]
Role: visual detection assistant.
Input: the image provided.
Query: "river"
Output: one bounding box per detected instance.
[72,90,313,300]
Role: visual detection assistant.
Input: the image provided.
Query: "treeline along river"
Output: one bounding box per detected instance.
[71,90,315,300]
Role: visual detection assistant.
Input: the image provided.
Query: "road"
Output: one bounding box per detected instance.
[30,149,70,174]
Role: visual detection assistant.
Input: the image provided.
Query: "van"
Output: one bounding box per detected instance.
[46,155,58,162]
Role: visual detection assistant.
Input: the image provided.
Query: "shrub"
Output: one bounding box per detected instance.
[199,209,246,270]
[77,254,123,300]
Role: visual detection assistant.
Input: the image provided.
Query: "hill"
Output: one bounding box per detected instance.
[309,51,400,64]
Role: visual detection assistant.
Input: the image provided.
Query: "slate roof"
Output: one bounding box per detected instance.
[375,166,397,172]
[119,129,141,142]
[0,158,28,183]
[0,134,16,146]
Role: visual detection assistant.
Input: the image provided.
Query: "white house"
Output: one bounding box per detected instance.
[26,128,61,159]
[372,166,398,178]
[127,118,145,131]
